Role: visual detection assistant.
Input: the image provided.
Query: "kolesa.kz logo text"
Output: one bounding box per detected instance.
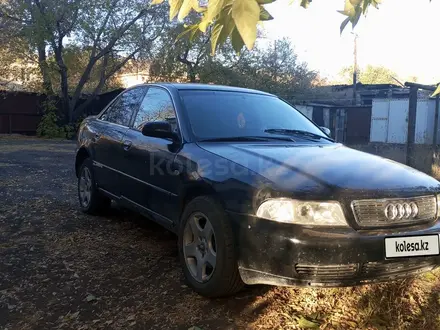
[395,240,429,252]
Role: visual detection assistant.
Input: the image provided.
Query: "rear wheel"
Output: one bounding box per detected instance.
[78,158,111,215]
[178,196,244,297]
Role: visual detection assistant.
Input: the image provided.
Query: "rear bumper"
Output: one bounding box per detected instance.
[228,211,440,287]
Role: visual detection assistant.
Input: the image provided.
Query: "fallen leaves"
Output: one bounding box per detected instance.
[84,294,98,302]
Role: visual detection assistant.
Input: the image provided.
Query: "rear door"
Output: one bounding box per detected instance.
[92,87,146,196]
[120,86,181,223]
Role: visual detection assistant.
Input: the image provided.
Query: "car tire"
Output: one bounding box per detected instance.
[78,158,111,215]
[178,196,244,297]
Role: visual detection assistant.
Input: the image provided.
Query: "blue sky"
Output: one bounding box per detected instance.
[261,0,440,83]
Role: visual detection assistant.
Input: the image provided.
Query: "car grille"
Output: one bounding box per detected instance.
[295,259,438,282]
[351,195,437,228]
[295,264,358,280]
[360,259,437,281]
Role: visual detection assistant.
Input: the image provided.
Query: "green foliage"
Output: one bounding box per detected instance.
[337,65,398,85]
[37,111,64,139]
[36,99,75,139]
[153,0,382,55]
[231,0,260,50]
[150,25,317,97]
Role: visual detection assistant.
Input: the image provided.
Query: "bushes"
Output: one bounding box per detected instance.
[36,99,76,139]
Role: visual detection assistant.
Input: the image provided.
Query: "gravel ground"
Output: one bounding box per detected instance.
[1,136,440,330]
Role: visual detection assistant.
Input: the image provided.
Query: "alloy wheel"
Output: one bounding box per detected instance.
[79,167,92,208]
[183,212,217,283]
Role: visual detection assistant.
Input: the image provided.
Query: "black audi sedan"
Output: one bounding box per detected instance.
[75,83,440,297]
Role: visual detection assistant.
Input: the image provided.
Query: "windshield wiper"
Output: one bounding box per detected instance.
[264,129,334,142]
[200,136,294,142]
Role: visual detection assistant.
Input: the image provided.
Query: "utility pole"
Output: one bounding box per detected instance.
[352,33,358,105]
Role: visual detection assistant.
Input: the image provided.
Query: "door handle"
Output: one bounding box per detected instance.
[122,140,132,151]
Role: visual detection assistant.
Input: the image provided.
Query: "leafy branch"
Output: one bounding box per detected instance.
[152,0,382,56]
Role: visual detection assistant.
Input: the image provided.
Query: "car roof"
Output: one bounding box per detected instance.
[149,83,274,96]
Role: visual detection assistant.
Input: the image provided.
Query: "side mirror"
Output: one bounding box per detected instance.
[141,121,178,141]
[320,126,331,136]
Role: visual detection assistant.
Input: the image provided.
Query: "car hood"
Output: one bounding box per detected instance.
[198,142,440,199]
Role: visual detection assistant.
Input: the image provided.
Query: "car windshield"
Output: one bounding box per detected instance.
[179,90,330,142]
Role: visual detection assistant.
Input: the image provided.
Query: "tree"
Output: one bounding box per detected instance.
[0,0,168,122]
[149,30,317,96]
[154,0,440,96]
[337,65,399,85]
[48,45,123,94]
[149,21,213,83]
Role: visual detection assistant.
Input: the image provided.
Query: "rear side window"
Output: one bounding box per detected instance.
[133,87,177,132]
[101,88,146,126]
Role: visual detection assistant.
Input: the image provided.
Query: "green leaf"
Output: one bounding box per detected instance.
[176,24,199,40]
[207,0,225,21]
[256,0,275,4]
[362,0,380,14]
[340,16,350,34]
[231,0,260,50]
[169,0,184,20]
[210,22,224,55]
[259,6,274,21]
[432,84,440,97]
[231,27,245,53]
[338,0,357,17]
[210,9,236,54]
[218,8,236,45]
[189,25,200,41]
[300,0,311,8]
[351,5,362,26]
[178,0,193,21]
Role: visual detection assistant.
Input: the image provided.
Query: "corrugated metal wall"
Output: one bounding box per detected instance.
[371,98,439,144]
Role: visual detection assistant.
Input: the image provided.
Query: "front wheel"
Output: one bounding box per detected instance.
[178,196,244,297]
[78,158,111,215]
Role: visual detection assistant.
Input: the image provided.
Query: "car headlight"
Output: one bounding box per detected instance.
[256,198,347,226]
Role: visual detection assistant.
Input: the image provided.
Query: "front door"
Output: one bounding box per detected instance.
[92,87,145,196]
[120,86,181,222]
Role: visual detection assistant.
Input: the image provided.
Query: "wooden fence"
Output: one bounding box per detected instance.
[0,89,123,135]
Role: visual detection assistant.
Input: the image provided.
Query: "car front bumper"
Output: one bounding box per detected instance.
[228,211,440,287]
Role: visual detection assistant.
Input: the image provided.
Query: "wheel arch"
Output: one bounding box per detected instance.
[179,183,225,221]
[75,147,90,177]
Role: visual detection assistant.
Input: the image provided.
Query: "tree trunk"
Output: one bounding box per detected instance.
[188,66,196,83]
[37,43,53,95]
[53,47,71,123]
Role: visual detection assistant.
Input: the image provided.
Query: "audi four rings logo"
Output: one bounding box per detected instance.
[384,202,419,220]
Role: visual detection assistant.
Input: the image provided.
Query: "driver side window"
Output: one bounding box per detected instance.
[101,88,145,126]
[133,87,177,133]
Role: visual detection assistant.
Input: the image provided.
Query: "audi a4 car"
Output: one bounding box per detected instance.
[75,83,440,297]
